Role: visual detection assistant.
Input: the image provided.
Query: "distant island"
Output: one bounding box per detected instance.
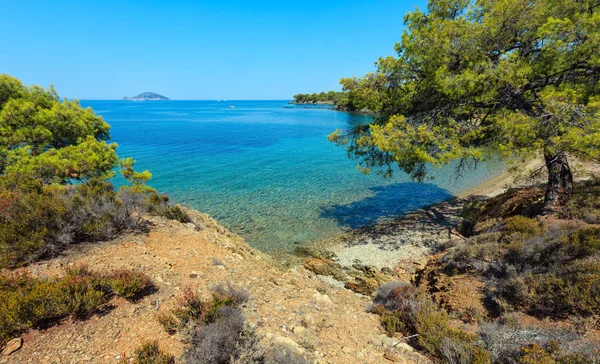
[122,92,170,100]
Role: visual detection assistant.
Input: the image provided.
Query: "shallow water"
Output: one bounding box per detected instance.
[81,100,502,252]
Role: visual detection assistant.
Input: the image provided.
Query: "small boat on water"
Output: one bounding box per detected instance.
[229,106,236,108]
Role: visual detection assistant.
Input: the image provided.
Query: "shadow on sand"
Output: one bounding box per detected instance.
[319,182,454,229]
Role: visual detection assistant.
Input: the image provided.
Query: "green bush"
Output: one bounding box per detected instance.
[145,193,191,223]
[0,175,143,268]
[105,269,154,300]
[129,341,173,364]
[503,216,543,240]
[560,226,600,258]
[563,178,600,224]
[496,259,600,317]
[0,266,154,347]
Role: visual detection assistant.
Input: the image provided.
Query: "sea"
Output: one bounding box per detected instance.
[80,100,503,253]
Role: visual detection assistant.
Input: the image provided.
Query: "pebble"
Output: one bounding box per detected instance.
[2,338,22,356]
[312,293,333,305]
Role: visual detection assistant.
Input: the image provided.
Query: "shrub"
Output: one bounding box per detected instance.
[0,266,155,347]
[213,282,250,304]
[130,341,173,364]
[105,269,154,301]
[562,179,600,224]
[560,226,600,258]
[145,193,191,223]
[518,341,591,364]
[159,284,248,335]
[370,282,490,363]
[478,321,582,363]
[502,216,543,240]
[494,259,600,316]
[183,306,261,364]
[265,346,311,364]
[0,175,145,268]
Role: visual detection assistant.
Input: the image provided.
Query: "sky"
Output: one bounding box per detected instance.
[0,0,426,100]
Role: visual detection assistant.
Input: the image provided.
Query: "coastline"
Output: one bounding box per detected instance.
[321,159,541,275]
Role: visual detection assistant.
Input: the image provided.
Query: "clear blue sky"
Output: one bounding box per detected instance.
[0,1,426,100]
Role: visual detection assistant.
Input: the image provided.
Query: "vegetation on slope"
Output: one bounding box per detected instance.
[0,74,191,268]
[0,265,154,347]
[371,179,600,363]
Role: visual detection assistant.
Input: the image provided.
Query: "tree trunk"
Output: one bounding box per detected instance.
[543,151,573,212]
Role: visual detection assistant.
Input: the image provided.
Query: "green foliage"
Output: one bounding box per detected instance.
[0,266,154,347]
[0,174,142,268]
[329,0,600,204]
[105,269,154,300]
[130,341,173,364]
[503,216,544,239]
[119,157,154,194]
[293,91,345,104]
[145,193,191,223]
[0,74,118,183]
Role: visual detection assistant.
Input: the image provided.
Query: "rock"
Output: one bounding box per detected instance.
[185,223,196,229]
[2,338,23,356]
[413,257,429,271]
[302,258,346,281]
[383,351,400,362]
[302,314,316,327]
[370,334,385,347]
[312,293,333,305]
[395,342,414,352]
[383,336,400,349]
[266,335,305,355]
[345,277,380,296]
[292,326,306,335]
[342,346,352,354]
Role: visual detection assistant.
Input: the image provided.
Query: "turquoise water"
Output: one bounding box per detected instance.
[81,100,502,252]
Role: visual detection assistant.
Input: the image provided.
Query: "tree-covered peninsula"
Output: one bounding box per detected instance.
[291,91,364,112]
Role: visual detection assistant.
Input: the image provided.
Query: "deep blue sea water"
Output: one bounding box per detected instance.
[81,100,502,252]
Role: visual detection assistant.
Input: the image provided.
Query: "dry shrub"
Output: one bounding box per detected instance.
[370,282,490,364]
[478,321,583,363]
[129,340,174,364]
[158,284,249,335]
[184,306,261,364]
[0,266,154,348]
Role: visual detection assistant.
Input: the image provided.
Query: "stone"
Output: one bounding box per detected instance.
[302,313,316,327]
[345,277,379,296]
[342,346,352,354]
[383,351,400,362]
[2,338,23,356]
[383,336,400,348]
[292,326,306,335]
[312,293,333,305]
[302,258,346,281]
[395,342,414,352]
